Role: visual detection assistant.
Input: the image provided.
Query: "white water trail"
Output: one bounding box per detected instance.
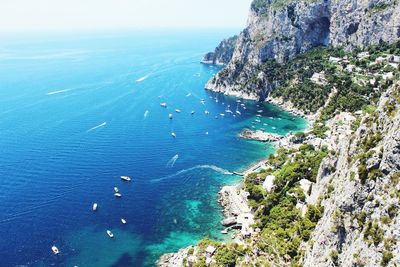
[151,165,233,183]
[144,110,149,119]
[136,75,149,82]
[166,154,179,168]
[47,89,72,95]
[87,122,107,132]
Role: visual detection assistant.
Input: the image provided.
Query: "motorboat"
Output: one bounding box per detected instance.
[171,132,177,138]
[175,109,181,113]
[114,187,119,193]
[115,193,122,198]
[92,203,98,211]
[107,230,114,238]
[121,218,127,224]
[160,103,167,108]
[51,246,59,255]
[121,176,131,182]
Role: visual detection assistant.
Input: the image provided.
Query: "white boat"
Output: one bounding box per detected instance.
[115,193,122,198]
[171,132,176,138]
[175,109,181,113]
[236,110,241,115]
[120,176,131,182]
[114,187,119,193]
[272,126,277,130]
[121,218,127,224]
[257,110,263,113]
[191,110,195,115]
[160,103,167,108]
[92,203,98,211]
[51,246,59,255]
[204,110,210,115]
[107,230,114,238]
[169,114,173,119]
[220,113,225,117]
[225,110,233,114]
[256,114,262,117]
[205,131,209,135]
[241,103,245,106]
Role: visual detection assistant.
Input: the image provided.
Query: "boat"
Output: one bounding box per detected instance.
[121,218,127,224]
[256,114,262,117]
[204,110,210,115]
[114,187,119,193]
[191,110,195,115]
[175,109,181,113]
[115,193,122,198]
[92,203,98,211]
[160,103,167,108]
[171,132,177,138]
[220,113,225,117]
[272,126,277,130]
[225,110,233,114]
[107,230,114,238]
[121,176,131,182]
[221,229,228,234]
[169,114,173,119]
[257,110,263,113]
[51,246,59,255]
[205,132,209,135]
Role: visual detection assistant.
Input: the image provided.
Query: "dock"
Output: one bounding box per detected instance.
[232,157,268,177]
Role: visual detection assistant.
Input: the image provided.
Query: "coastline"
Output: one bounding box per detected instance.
[157,101,308,266]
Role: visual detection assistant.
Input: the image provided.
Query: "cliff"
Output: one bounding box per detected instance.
[201,35,238,65]
[157,1,400,266]
[205,0,400,100]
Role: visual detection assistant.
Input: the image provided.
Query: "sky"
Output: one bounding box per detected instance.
[0,0,253,33]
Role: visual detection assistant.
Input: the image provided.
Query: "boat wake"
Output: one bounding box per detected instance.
[47,89,72,95]
[136,75,149,83]
[87,122,107,132]
[151,165,233,183]
[166,154,179,168]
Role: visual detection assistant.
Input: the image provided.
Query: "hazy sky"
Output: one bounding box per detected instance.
[0,0,253,32]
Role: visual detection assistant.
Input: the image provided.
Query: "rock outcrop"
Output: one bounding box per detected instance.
[205,0,400,99]
[201,35,238,65]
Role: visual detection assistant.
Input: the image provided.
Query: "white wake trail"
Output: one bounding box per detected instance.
[166,154,179,168]
[87,122,107,132]
[151,165,233,183]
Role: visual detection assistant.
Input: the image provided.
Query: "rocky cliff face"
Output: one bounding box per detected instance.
[302,83,400,267]
[205,0,400,99]
[201,35,238,65]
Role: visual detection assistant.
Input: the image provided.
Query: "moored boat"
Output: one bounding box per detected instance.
[107,230,114,238]
[120,176,131,182]
[51,246,59,255]
[92,203,98,211]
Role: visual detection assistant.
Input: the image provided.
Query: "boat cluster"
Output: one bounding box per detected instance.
[51,175,132,255]
[160,96,249,138]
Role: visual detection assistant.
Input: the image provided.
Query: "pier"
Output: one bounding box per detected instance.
[232,157,268,177]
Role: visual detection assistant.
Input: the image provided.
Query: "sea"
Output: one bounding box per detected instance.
[0,30,307,267]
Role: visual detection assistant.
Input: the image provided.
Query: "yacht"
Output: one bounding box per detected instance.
[107,230,114,238]
[115,193,122,198]
[92,203,98,211]
[171,132,177,138]
[51,246,59,255]
[120,176,131,182]
[121,218,127,224]
[160,103,167,108]
[220,113,225,117]
[175,109,181,113]
[114,187,119,193]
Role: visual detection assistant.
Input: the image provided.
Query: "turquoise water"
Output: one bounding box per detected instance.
[0,30,307,266]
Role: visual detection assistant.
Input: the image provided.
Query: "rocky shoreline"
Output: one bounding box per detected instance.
[239,128,283,142]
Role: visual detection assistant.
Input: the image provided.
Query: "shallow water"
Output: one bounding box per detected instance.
[0,30,307,266]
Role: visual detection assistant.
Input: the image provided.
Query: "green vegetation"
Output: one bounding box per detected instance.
[363,221,384,246]
[244,145,326,265]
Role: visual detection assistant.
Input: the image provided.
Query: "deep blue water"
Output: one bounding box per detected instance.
[0,30,307,267]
